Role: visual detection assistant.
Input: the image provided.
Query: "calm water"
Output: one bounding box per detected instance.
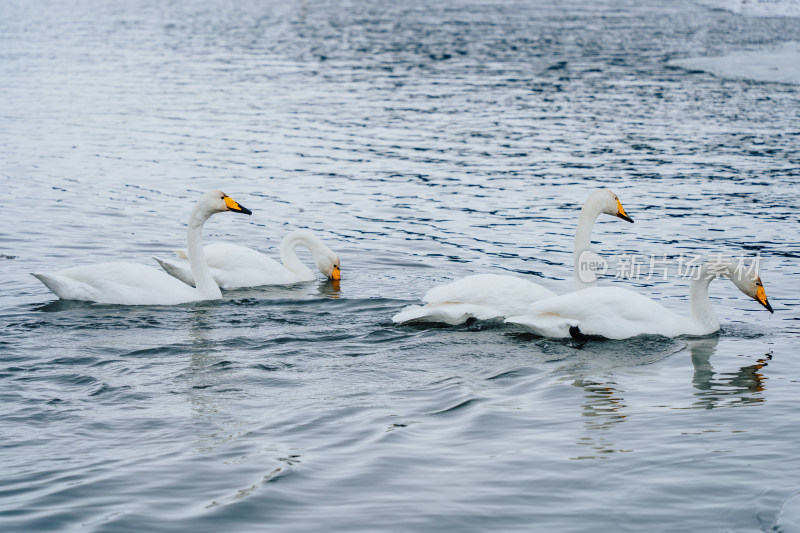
[2,0,800,531]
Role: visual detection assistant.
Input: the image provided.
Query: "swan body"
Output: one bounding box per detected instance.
[505,259,773,339]
[154,229,340,289]
[33,262,217,306]
[392,189,633,325]
[32,190,252,305]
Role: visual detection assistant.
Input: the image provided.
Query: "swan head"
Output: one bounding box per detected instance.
[593,189,633,223]
[316,252,341,281]
[729,268,774,314]
[200,190,252,216]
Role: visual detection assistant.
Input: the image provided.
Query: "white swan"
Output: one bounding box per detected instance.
[505,258,773,339]
[31,190,252,305]
[392,189,634,325]
[153,229,341,289]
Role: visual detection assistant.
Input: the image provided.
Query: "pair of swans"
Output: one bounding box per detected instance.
[32,190,341,306]
[392,189,634,325]
[393,189,773,339]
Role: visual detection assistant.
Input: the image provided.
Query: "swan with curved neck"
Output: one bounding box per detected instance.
[155,229,341,289]
[573,189,633,289]
[391,189,633,325]
[31,190,252,305]
[505,258,773,339]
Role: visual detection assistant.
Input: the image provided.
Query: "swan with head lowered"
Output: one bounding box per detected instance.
[31,190,252,305]
[391,189,634,325]
[505,257,773,340]
[154,229,341,289]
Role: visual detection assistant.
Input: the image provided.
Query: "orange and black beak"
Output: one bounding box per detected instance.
[755,281,773,314]
[331,265,341,281]
[224,195,252,215]
[615,197,634,223]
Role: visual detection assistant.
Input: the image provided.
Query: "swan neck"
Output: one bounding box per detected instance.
[187,207,222,299]
[279,231,318,278]
[573,197,602,289]
[688,263,720,334]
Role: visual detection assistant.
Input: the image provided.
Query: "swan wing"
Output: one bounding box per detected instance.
[393,274,555,325]
[423,274,555,313]
[204,243,301,287]
[162,243,300,288]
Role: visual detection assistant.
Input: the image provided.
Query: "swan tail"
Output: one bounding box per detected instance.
[505,313,578,338]
[392,304,471,325]
[392,305,429,324]
[153,257,196,287]
[392,303,499,326]
[31,272,97,302]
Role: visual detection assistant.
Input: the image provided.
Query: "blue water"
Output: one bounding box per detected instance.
[2,0,800,531]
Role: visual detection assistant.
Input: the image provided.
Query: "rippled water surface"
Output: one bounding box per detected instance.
[2,1,800,531]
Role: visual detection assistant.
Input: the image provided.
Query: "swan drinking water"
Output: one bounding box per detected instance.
[154,229,341,289]
[505,257,773,340]
[31,190,252,305]
[391,189,634,325]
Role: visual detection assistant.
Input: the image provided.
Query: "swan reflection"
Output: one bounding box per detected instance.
[186,306,224,418]
[572,377,630,460]
[319,278,341,297]
[688,336,770,409]
[570,335,771,459]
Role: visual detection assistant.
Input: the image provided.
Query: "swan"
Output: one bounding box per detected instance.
[153,229,341,289]
[31,190,252,305]
[505,258,773,340]
[392,189,634,325]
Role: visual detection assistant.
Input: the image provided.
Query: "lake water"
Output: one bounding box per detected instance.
[2,0,800,531]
